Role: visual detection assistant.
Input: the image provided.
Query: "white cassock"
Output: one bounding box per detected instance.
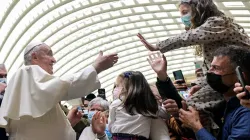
[0,65,100,140]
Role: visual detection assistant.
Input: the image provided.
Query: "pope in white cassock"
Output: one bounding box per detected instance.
[0,42,118,140]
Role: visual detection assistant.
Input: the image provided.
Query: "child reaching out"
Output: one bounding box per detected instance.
[109,71,170,140]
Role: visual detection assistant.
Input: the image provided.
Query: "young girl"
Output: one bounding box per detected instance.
[109,71,169,140]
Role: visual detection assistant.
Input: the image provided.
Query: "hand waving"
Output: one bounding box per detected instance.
[147,52,168,81]
[93,51,118,74]
[92,111,106,136]
[137,33,159,51]
[147,52,167,74]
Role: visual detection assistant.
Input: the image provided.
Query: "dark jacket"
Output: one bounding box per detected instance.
[155,77,183,108]
[0,98,8,140]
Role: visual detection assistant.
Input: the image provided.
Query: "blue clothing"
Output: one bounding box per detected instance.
[196,96,250,140]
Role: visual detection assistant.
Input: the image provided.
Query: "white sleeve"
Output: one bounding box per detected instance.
[0,65,100,127]
[150,118,171,140]
[61,65,101,100]
[108,99,121,132]
[157,106,171,120]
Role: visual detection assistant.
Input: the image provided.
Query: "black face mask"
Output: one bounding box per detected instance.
[206,72,234,94]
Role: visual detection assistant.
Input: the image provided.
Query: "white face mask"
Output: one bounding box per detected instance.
[113,87,122,100]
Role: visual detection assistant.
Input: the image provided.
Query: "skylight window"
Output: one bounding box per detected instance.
[230,10,250,15]
[162,4,177,10]
[0,0,249,106]
[146,5,160,11]
[223,2,244,7]
[137,0,150,4]
[133,7,145,13]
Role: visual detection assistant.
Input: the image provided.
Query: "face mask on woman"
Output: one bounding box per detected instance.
[181,12,191,27]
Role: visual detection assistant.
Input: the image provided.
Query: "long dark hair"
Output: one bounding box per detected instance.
[117,71,158,118]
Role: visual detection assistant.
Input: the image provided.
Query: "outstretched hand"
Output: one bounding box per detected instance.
[137,33,159,51]
[147,52,168,81]
[93,51,118,74]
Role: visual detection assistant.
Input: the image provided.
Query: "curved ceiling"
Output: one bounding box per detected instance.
[0,0,249,102]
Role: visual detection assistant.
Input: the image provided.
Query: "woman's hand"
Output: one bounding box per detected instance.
[137,33,159,51]
[92,111,106,136]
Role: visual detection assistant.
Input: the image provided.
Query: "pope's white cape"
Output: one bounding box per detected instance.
[0,65,100,140]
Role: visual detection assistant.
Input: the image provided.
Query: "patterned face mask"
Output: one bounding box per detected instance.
[181,12,192,27]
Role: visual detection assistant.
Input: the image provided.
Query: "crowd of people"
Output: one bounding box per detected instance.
[0,0,250,140]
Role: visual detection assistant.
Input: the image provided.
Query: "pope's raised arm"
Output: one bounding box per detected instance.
[0,42,118,140]
[62,51,118,100]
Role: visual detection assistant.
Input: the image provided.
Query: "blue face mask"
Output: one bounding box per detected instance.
[88,111,96,122]
[181,13,191,27]
[0,78,6,84]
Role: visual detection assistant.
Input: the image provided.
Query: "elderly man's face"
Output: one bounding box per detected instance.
[32,45,56,74]
[209,56,238,87]
[89,104,104,112]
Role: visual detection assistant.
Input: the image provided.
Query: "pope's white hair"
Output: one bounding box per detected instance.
[24,44,44,66]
